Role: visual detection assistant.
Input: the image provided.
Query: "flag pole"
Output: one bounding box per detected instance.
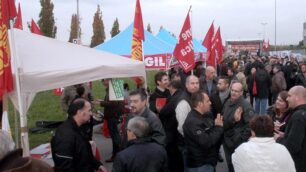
[188,5,194,75]
[9,20,30,156]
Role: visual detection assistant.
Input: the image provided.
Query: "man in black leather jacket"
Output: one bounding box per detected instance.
[183,90,223,172]
[51,98,106,172]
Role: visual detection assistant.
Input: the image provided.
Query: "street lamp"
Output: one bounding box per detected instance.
[274,0,277,52]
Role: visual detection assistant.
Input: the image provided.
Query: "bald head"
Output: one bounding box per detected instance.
[287,86,306,108]
[205,66,216,80]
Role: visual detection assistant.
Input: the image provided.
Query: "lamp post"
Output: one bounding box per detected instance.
[274,0,277,52]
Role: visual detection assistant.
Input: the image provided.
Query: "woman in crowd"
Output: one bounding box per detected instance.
[266,91,293,132]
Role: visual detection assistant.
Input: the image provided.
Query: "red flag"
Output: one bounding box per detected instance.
[0,0,15,97]
[202,22,215,67]
[212,27,223,64]
[131,0,144,61]
[2,0,17,25]
[263,39,270,51]
[30,19,43,35]
[202,22,214,50]
[173,8,195,73]
[13,3,23,29]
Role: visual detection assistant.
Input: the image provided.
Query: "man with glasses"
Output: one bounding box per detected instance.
[222,82,255,172]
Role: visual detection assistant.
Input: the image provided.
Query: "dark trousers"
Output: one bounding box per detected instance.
[223,143,235,172]
[107,117,121,155]
[165,131,184,172]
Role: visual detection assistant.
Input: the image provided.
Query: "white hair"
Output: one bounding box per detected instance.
[0,130,15,160]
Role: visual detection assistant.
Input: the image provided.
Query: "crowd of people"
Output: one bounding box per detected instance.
[44,55,306,172]
[0,54,305,172]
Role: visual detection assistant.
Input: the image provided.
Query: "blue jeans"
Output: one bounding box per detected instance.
[255,98,268,115]
[187,164,214,172]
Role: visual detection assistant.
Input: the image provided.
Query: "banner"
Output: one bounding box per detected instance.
[131,0,144,61]
[173,8,195,73]
[109,79,124,101]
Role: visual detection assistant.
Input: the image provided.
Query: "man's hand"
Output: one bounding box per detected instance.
[214,113,223,127]
[234,107,243,122]
[274,130,284,140]
[97,165,107,172]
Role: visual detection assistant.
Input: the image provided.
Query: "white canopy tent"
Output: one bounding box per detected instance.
[7,29,146,156]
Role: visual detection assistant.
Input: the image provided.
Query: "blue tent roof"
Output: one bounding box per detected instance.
[95,24,174,55]
[156,28,207,53]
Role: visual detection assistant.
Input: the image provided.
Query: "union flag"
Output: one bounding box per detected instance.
[131,0,144,61]
[0,0,15,97]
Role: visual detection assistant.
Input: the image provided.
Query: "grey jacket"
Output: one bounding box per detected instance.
[222,97,255,151]
[126,107,166,147]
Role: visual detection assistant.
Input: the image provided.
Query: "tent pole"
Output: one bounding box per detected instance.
[9,22,30,156]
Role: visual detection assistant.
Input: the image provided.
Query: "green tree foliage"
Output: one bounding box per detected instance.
[38,0,57,38]
[68,14,81,43]
[147,23,152,33]
[110,18,120,38]
[90,5,105,48]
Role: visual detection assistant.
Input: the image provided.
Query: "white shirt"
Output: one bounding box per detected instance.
[175,100,191,136]
[232,137,296,172]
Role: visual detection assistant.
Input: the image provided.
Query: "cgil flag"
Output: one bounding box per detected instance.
[212,27,223,65]
[13,3,23,29]
[131,0,144,61]
[202,22,215,67]
[173,7,195,73]
[202,21,214,51]
[30,19,43,35]
[0,0,15,98]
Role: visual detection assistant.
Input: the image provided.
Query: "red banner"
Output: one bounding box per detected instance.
[173,8,195,73]
[0,0,15,97]
[31,19,43,35]
[144,54,168,70]
[131,0,144,61]
[13,3,23,29]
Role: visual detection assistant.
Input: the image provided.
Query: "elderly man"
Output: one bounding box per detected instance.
[51,98,107,172]
[175,75,200,171]
[276,85,306,172]
[222,81,255,172]
[113,117,168,172]
[127,89,166,146]
[183,90,223,172]
[176,75,200,136]
[233,116,295,172]
[200,66,218,96]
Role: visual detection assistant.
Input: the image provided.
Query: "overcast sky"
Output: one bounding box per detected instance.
[16,0,306,46]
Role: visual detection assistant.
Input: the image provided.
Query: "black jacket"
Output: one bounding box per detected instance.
[149,88,170,114]
[200,78,218,96]
[278,104,306,172]
[250,68,271,99]
[51,118,102,172]
[113,137,168,172]
[183,109,223,167]
[222,97,254,151]
[210,90,230,118]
